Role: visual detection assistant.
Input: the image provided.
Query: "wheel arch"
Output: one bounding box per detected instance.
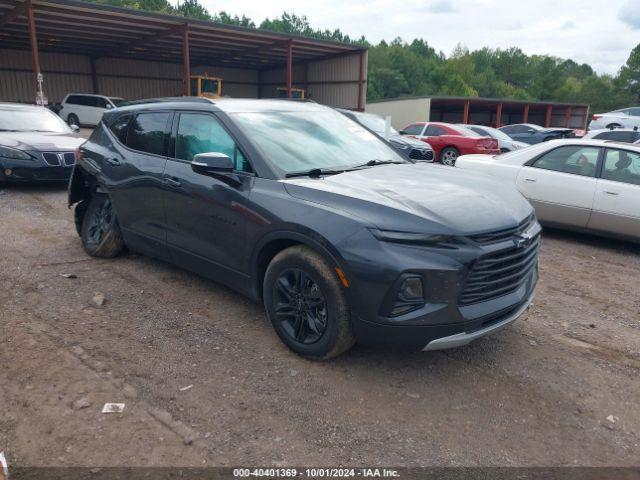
[251,230,349,301]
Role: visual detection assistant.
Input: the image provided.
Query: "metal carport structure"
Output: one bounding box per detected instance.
[0,0,367,108]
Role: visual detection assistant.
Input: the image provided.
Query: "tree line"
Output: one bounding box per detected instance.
[91,0,640,112]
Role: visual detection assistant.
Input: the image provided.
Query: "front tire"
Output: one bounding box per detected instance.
[440,147,459,166]
[67,113,80,128]
[80,193,124,258]
[263,245,355,360]
[606,123,622,129]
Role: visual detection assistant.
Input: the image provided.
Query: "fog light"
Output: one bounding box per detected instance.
[399,277,423,301]
[4,168,12,176]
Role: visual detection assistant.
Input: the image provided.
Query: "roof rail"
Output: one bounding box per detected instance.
[120,97,213,107]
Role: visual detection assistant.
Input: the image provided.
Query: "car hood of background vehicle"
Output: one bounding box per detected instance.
[283,163,532,235]
[0,132,83,151]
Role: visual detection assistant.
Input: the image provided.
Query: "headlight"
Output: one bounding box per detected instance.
[0,146,34,160]
[369,228,454,246]
[390,141,410,150]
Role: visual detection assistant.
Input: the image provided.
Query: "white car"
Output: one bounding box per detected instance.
[456,139,640,242]
[59,93,124,127]
[581,128,640,143]
[462,124,529,152]
[589,107,640,130]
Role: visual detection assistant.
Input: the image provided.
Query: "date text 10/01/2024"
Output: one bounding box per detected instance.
[233,468,400,478]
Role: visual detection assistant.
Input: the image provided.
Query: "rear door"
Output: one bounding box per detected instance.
[589,148,640,238]
[162,111,254,274]
[421,124,448,155]
[101,111,172,258]
[515,144,601,227]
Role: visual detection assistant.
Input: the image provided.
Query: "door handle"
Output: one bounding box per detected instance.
[106,157,121,166]
[165,177,182,188]
[524,178,537,183]
[603,191,619,196]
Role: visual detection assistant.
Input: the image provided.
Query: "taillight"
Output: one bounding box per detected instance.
[75,147,82,162]
[592,115,601,121]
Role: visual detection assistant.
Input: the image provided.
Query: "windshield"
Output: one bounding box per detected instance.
[0,107,72,133]
[353,112,399,136]
[231,110,407,175]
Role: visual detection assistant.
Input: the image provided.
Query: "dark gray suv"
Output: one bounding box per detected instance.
[69,98,539,359]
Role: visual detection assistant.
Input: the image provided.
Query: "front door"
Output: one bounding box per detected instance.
[516,144,601,227]
[162,111,254,276]
[589,148,640,238]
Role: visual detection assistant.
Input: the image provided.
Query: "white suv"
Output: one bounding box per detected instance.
[59,94,124,127]
[589,107,640,130]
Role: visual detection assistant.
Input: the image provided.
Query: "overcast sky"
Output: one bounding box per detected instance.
[196,0,640,75]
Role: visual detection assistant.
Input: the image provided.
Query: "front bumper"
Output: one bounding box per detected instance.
[0,158,73,182]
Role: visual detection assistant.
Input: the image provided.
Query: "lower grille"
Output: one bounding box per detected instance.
[41,152,75,167]
[409,148,434,161]
[460,236,539,305]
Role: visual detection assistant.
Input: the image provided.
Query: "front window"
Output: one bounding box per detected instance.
[231,109,407,175]
[0,107,72,133]
[451,125,482,137]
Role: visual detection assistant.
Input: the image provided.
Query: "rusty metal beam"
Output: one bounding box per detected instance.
[495,103,503,128]
[182,24,190,96]
[357,50,365,111]
[286,39,292,98]
[26,0,43,104]
[463,100,470,124]
[545,105,553,127]
[0,0,30,29]
[523,104,529,123]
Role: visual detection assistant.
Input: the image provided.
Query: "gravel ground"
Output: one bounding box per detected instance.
[0,184,639,468]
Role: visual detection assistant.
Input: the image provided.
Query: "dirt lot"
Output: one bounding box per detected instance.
[1,184,639,468]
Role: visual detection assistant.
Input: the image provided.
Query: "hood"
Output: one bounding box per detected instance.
[0,131,84,151]
[389,134,433,150]
[283,163,532,235]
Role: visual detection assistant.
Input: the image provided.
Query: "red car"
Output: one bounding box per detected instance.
[400,122,499,165]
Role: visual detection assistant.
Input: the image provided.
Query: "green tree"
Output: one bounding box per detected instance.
[618,43,640,103]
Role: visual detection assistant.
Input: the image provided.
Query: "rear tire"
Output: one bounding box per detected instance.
[440,147,459,166]
[67,114,80,128]
[80,193,124,258]
[263,245,355,360]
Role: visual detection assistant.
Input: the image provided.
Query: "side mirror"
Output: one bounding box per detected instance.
[105,103,113,110]
[191,152,234,175]
[528,129,536,134]
[70,124,80,133]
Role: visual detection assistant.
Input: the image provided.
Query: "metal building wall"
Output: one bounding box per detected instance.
[259,52,366,109]
[366,98,431,130]
[1,48,363,107]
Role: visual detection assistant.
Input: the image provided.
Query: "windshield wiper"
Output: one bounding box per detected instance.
[285,168,347,178]
[352,159,405,168]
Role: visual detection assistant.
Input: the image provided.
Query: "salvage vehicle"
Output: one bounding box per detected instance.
[456,139,640,242]
[463,124,529,153]
[339,109,434,161]
[499,123,574,145]
[69,98,539,359]
[190,74,223,98]
[0,103,84,184]
[400,122,499,165]
[59,93,125,127]
[589,107,640,130]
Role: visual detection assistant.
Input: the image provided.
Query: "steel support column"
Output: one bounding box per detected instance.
[495,103,503,128]
[182,25,190,96]
[523,104,529,123]
[90,57,99,94]
[545,105,553,127]
[357,50,365,111]
[286,39,293,98]
[463,100,470,124]
[27,1,43,104]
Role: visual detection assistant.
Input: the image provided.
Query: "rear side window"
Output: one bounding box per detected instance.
[109,114,132,144]
[126,113,169,156]
[94,97,109,109]
[532,145,600,177]
[426,125,447,136]
[402,124,424,135]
